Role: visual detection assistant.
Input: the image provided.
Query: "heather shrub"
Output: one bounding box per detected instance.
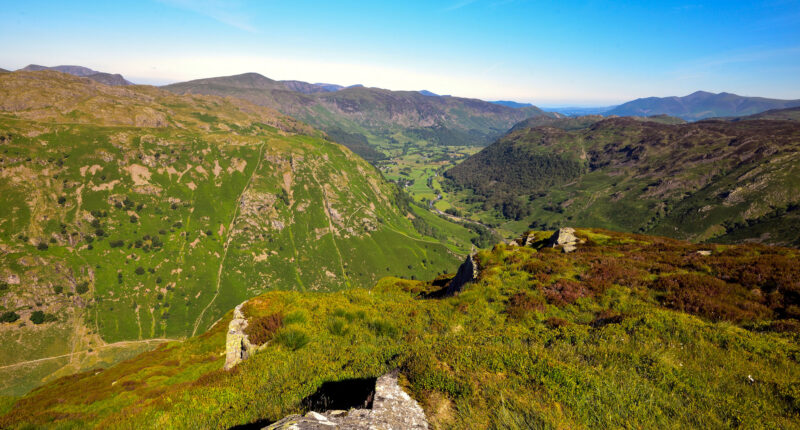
[245,313,283,345]
[543,278,590,305]
[653,274,772,322]
[591,309,625,327]
[505,292,545,319]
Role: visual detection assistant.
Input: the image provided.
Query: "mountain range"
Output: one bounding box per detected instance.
[606,91,800,120]
[8,66,800,124]
[162,73,551,160]
[18,64,133,86]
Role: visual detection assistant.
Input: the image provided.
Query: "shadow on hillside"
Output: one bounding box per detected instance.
[420,275,453,299]
[303,377,377,411]
[228,417,275,430]
[226,377,378,429]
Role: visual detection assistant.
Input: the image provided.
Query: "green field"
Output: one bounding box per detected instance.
[379,145,480,210]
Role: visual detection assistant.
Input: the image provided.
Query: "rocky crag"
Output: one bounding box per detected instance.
[224,303,254,370]
[444,252,479,296]
[547,227,583,253]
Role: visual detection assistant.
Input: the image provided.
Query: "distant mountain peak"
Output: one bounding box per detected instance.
[18,64,132,85]
[227,72,277,83]
[490,100,534,109]
[21,64,99,77]
[687,90,714,97]
[418,90,439,97]
[607,91,800,120]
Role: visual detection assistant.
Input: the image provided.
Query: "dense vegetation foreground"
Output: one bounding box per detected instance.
[2,229,799,429]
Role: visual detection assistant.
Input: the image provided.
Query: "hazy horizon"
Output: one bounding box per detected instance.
[2,0,799,105]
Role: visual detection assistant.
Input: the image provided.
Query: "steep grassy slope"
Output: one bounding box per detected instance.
[607,91,800,121]
[0,71,470,396]
[3,229,799,429]
[444,117,800,245]
[162,73,549,160]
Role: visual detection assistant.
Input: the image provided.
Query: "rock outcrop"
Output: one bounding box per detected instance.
[547,227,581,253]
[445,253,478,296]
[224,303,254,370]
[266,370,429,430]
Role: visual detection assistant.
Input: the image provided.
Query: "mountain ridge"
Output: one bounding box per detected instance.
[162,72,552,160]
[606,90,800,120]
[19,64,133,86]
[490,100,534,108]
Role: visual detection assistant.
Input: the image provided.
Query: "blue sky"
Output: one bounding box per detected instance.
[1,0,799,105]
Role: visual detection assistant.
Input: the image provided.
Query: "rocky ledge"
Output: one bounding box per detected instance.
[224,303,254,370]
[445,252,478,296]
[548,227,583,253]
[266,370,429,430]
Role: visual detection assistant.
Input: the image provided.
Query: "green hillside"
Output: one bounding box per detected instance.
[726,106,800,122]
[443,117,800,246]
[0,71,473,396]
[163,73,555,214]
[3,229,799,429]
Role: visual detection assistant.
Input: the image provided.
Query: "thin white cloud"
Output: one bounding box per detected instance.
[445,0,478,11]
[672,45,800,79]
[157,0,258,33]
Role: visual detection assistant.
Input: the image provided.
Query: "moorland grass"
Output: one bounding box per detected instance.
[2,229,799,429]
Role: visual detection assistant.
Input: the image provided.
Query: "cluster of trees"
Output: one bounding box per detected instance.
[461,222,499,248]
[443,141,585,221]
[411,216,445,241]
[722,203,800,234]
[324,128,385,162]
[406,125,496,147]
[0,310,56,324]
[30,310,57,324]
[0,311,19,323]
[446,150,584,199]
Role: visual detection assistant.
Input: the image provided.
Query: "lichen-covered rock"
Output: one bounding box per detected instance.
[265,371,428,430]
[523,232,537,247]
[224,303,254,370]
[445,253,478,296]
[549,227,577,246]
[547,227,581,253]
